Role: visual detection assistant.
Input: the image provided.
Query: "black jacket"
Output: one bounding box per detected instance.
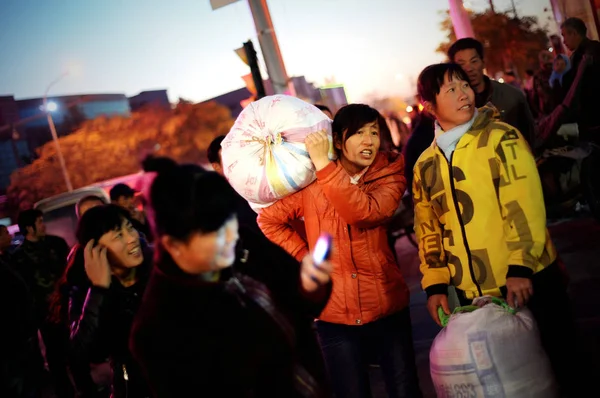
[475,76,536,146]
[403,113,435,198]
[130,227,332,397]
[68,249,152,398]
[563,38,600,136]
[0,258,42,397]
[12,235,69,323]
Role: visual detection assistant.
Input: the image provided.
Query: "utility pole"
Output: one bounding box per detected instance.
[211,0,295,95]
[243,40,266,99]
[43,73,73,192]
[449,0,475,39]
[246,0,295,95]
[510,0,518,18]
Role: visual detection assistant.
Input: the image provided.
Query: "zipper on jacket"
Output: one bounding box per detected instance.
[447,153,482,297]
[347,225,363,322]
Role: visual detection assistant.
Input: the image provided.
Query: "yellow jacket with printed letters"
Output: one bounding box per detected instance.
[413,107,556,299]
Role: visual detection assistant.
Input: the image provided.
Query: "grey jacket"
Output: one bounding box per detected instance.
[478,77,535,146]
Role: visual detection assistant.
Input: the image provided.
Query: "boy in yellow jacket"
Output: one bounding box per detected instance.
[412,63,579,395]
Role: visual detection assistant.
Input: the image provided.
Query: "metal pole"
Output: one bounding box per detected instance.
[43,73,73,192]
[510,0,518,18]
[449,0,475,39]
[246,0,295,95]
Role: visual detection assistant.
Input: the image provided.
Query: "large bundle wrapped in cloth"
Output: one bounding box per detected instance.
[430,296,558,398]
[221,95,335,210]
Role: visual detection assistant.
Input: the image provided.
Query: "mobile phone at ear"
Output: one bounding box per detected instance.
[312,234,332,265]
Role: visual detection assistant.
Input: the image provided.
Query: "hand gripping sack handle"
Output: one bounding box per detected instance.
[430,296,559,398]
[221,95,335,211]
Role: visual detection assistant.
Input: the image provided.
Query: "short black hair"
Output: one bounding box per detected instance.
[141,155,178,174]
[76,204,132,246]
[417,63,471,106]
[331,104,389,157]
[561,17,587,37]
[448,37,484,62]
[109,183,135,201]
[314,104,332,115]
[76,195,107,218]
[149,164,238,242]
[18,209,43,235]
[207,135,226,164]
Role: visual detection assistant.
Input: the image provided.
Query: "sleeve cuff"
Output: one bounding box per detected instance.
[506,265,534,279]
[295,247,310,262]
[315,161,337,180]
[425,283,449,298]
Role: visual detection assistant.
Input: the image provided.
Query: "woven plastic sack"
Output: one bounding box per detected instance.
[221,95,335,210]
[430,296,558,398]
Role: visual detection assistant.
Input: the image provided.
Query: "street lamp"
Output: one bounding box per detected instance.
[45,101,58,112]
[43,72,73,192]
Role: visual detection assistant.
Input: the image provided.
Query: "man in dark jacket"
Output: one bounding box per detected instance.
[12,209,73,397]
[449,38,536,146]
[561,17,600,141]
[1,252,43,397]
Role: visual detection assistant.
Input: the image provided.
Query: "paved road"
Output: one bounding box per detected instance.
[370,213,600,397]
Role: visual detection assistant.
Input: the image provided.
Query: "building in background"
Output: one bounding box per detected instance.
[208,75,347,118]
[319,85,349,115]
[550,0,600,40]
[0,96,30,194]
[0,93,134,193]
[129,89,171,111]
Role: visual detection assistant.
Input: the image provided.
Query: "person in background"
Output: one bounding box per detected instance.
[110,184,153,243]
[130,164,332,397]
[1,245,42,397]
[314,104,334,119]
[259,104,422,398]
[382,115,410,153]
[413,62,581,396]
[531,50,556,118]
[0,224,13,262]
[560,17,600,141]
[76,195,107,220]
[68,205,151,397]
[503,70,521,90]
[549,54,572,110]
[141,155,178,174]
[403,111,435,201]
[207,135,265,237]
[12,209,73,397]
[449,37,535,146]
[523,69,534,93]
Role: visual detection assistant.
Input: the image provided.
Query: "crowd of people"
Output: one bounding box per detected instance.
[1,16,598,398]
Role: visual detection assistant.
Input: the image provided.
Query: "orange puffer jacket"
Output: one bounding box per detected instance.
[258,151,410,326]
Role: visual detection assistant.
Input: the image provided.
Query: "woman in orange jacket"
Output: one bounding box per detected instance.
[258,104,422,398]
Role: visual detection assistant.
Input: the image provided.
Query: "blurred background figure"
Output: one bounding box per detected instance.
[110,184,153,243]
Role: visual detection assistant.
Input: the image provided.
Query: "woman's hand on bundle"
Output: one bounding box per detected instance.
[305,130,332,171]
